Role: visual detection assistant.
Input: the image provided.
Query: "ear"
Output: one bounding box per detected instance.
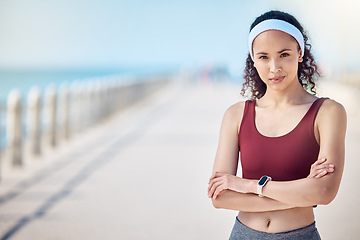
[298,50,303,63]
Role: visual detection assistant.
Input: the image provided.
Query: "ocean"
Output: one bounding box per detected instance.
[0,67,174,102]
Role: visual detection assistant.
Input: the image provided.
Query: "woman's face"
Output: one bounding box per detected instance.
[252,30,302,91]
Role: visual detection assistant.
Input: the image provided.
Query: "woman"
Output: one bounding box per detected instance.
[207,10,346,239]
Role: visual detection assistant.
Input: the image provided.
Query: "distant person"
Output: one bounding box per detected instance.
[208,10,346,239]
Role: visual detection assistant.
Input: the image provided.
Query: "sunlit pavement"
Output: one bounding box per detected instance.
[0,80,359,240]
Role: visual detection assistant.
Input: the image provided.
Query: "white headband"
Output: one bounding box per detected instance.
[248,19,304,61]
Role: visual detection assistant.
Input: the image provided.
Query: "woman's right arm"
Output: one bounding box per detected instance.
[209,102,295,212]
[212,190,295,212]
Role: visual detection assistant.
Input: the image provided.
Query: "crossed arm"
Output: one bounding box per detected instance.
[208,100,346,212]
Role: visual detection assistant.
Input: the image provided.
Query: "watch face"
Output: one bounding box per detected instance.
[258,176,268,185]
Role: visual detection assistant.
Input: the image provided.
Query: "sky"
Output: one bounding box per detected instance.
[0,0,359,77]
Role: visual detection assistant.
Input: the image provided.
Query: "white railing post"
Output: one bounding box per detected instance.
[27,87,42,157]
[44,86,57,148]
[69,81,80,135]
[6,89,23,166]
[59,83,70,140]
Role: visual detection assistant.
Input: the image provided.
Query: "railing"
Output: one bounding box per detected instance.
[0,73,172,176]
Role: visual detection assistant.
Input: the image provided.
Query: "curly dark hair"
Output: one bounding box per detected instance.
[241,10,321,100]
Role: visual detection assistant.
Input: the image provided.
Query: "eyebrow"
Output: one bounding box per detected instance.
[255,48,293,55]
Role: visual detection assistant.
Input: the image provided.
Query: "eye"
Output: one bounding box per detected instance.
[280,52,290,58]
[259,55,268,60]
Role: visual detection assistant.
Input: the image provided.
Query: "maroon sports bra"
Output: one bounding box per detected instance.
[239,98,327,181]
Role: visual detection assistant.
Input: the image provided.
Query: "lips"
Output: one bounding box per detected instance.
[269,76,285,83]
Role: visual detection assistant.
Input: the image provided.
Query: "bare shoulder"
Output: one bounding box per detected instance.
[317,98,347,130]
[220,101,247,133]
[318,98,347,119]
[223,101,246,122]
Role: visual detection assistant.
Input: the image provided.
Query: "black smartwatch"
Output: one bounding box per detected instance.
[257,176,272,197]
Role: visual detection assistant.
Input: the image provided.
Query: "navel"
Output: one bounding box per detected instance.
[266,219,271,228]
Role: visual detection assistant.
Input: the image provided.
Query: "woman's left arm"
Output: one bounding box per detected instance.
[257,99,347,206]
[210,99,347,207]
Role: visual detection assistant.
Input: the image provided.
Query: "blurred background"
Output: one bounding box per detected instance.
[1,0,359,81]
[0,0,359,239]
[0,0,359,90]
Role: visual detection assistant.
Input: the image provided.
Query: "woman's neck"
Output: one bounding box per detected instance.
[259,81,315,106]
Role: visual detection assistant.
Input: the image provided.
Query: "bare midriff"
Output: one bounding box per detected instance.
[238,207,315,233]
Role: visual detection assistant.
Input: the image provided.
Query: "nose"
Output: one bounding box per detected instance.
[269,59,281,73]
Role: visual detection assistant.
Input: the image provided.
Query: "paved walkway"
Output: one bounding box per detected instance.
[0,80,359,240]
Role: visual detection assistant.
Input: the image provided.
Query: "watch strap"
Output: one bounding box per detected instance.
[257,176,272,197]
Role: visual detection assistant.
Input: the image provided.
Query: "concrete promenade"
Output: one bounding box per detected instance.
[0,80,359,239]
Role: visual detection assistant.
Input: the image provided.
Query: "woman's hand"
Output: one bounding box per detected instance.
[308,158,334,179]
[208,172,255,199]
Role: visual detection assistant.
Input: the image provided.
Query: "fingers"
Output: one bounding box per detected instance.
[309,158,335,178]
[213,184,226,199]
[208,172,234,199]
[208,172,228,197]
[208,172,223,190]
[208,177,222,197]
[314,165,334,178]
[208,176,227,199]
[310,166,334,178]
[208,171,226,183]
[314,169,328,179]
[311,158,327,169]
